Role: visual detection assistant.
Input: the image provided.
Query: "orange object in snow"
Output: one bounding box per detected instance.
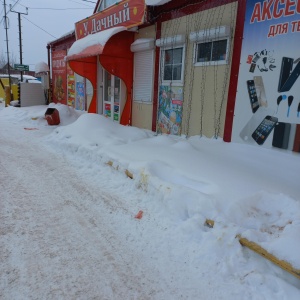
[45,108,60,125]
[135,210,143,219]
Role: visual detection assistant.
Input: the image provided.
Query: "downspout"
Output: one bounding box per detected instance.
[223,0,247,142]
[47,44,52,103]
[152,18,162,132]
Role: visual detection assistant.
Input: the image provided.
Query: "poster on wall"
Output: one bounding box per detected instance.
[67,75,75,107]
[157,85,183,135]
[67,63,75,107]
[76,82,85,111]
[232,0,300,152]
[52,50,67,105]
[104,103,111,117]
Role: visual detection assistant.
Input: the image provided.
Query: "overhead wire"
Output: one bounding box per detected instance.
[23,16,57,38]
[68,0,94,8]
[6,0,95,40]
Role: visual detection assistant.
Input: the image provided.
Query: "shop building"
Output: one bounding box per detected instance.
[51,0,300,153]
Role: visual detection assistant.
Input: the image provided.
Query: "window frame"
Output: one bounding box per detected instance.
[97,0,118,12]
[194,37,230,67]
[160,45,186,86]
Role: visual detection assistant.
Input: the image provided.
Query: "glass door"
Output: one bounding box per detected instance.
[103,71,121,122]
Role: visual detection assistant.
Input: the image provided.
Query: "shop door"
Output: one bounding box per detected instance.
[103,71,121,122]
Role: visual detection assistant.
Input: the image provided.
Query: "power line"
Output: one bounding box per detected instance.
[16,0,94,11]
[9,0,20,11]
[68,0,94,8]
[23,16,57,38]
[78,0,96,3]
[18,5,92,11]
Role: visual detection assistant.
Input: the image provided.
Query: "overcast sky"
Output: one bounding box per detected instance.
[0,0,95,71]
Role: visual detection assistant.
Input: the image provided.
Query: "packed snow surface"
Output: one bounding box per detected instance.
[0,104,299,299]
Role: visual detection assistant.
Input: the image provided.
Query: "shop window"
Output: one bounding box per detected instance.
[97,0,118,12]
[189,26,230,66]
[195,39,228,65]
[161,47,185,84]
[155,35,185,84]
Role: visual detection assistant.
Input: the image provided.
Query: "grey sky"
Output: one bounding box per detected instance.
[0,0,95,70]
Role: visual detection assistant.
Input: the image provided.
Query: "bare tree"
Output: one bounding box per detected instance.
[0,51,6,69]
[0,50,17,71]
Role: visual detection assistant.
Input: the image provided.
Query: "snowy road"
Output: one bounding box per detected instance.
[0,123,169,299]
[2,107,299,300]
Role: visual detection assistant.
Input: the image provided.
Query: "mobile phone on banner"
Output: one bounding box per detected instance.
[252,115,278,145]
[246,80,259,113]
[278,57,293,92]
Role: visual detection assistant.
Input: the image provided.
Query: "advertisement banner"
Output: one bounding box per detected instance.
[104,103,111,117]
[67,63,75,107]
[52,50,67,105]
[232,0,300,152]
[157,85,183,135]
[76,82,85,111]
[75,0,145,40]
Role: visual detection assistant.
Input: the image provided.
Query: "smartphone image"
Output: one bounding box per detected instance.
[252,115,278,145]
[253,76,268,107]
[278,57,293,92]
[280,61,300,92]
[272,122,291,149]
[246,80,259,113]
[249,63,256,73]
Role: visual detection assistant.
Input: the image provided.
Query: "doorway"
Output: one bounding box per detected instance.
[103,71,122,122]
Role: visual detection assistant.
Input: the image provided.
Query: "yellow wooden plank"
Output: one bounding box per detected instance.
[205,219,215,228]
[125,169,133,179]
[106,161,113,166]
[238,235,300,280]
[106,160,133,179]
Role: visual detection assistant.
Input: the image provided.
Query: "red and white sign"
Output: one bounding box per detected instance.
[52,50,67,104]
[75,0,146,40]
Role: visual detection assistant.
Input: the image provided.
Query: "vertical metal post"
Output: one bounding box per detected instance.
[3,0,12,96]
[18,13,23,82]
[10,5,28,83]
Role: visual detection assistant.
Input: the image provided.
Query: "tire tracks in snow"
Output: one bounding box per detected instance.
[0,124,170,299]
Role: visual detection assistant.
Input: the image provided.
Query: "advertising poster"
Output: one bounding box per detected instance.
[76,82,85,111]
[157,85,183,135]
[232,0,300,152]
[67,63,75,107]
[104,103,111,117]
[52,50,67,105]
[114,104,119,122]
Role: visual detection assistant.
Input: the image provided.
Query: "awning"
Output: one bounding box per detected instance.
[66,27,134,125]
[66,26,127,61]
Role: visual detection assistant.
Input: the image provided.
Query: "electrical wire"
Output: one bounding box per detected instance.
[68,0,94,8]
[18,5,92,11]
[77,0,96,3]
[9,0,21,11]
[16,0,94,10]
[23,15,57,38]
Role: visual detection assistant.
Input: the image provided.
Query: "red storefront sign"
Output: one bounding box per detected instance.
[52,50,67,104]
[75,0,146,40]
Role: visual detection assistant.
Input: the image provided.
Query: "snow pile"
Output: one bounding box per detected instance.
[0,104,299,299]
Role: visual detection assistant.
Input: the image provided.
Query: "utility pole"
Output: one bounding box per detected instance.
[10,4,28,82]
[3,0,12,95]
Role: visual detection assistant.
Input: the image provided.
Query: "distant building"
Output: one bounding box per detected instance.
[0,63,35,77]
